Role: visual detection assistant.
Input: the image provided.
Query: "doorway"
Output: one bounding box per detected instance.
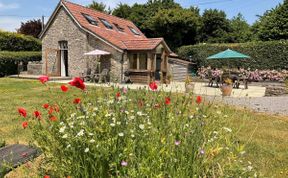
[59,41,68,77]
[155,54,162,81]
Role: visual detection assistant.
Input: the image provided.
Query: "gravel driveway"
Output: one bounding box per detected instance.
[206,96,288,116]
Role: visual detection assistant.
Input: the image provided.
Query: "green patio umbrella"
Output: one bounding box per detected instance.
[207,49,250,59]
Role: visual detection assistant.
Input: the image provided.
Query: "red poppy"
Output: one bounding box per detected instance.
[43,103,49,109]
[61,85,69,92]
[116,92,121,98]
[48,107,54,115]
[18,108,27,118]
[44,175,50,178]
[49,116,57,122]
[68,77,86,90]
[22,121,28,129]
[34,111,41,119]
[73,98,81,104]
[39,76,49,84]
[165,97,171,105]
[196,96,202,104]
[149,82,158,91]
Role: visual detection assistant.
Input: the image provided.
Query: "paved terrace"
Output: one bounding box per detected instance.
[52,80,288,115]
[52,80,266,98]
[10,76,287,115]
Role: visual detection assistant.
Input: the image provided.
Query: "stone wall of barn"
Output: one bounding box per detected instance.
[41,6,126,81]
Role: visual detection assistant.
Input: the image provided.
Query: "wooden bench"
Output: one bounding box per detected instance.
[0,144,40,176]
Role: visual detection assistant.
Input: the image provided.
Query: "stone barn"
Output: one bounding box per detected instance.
[38,0,190,83]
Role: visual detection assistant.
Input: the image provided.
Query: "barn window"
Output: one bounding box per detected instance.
[129,54,138,69]
[128,26,140,35]
[114,23,124,32]
[139,53,147,70]
[82,13,98,26]
[99,18,113,29]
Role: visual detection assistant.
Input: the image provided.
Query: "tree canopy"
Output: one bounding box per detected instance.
[82,0,287,49]
[254,0,288,41]
[87,1,107,13]
[17,19,42,38]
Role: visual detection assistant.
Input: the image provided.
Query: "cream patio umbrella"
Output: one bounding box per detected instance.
[84,49,111,74]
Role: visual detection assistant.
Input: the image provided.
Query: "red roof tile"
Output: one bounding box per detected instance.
[122,38,164,50]
[62,1,164,51]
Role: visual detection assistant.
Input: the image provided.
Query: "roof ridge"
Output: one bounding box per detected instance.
[123,38,163,42]
[148,37,164,40]
[64,1,135,24]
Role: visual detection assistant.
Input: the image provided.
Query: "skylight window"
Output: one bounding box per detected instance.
[99,18,113,29]
[82,13,98,26]
[114,23,125,32]
[129,26,140,35]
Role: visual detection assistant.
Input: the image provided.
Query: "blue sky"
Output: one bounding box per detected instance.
[0,0,284,32]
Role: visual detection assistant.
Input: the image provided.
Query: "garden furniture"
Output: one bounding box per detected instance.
[94,68,109,83]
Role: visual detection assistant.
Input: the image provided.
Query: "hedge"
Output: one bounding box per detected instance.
[177,40,288,70]
[0,51,41,77]
[0,30,41,51]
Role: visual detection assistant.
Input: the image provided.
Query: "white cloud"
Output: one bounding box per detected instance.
[0,2,20,10]
[0,17,28,32]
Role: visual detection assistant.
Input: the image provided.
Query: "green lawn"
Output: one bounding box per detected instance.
[0,78,288,177]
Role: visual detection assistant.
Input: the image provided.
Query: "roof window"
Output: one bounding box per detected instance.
[114,23,125,32]
[128,26,140,35]
[99,18,113,29]
[82,13,98,26]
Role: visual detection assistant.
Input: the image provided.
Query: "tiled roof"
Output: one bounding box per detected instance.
[62,1,165,51]
[122,38,164,50]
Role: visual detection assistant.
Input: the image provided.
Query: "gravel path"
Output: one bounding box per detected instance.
[206,96,288,116]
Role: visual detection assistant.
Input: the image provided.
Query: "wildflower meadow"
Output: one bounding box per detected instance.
[16,76,257,177]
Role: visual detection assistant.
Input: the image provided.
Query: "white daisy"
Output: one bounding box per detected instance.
[139,124,145,130]
[76,129,84,137]
[84,148,89,153]
[89,139,96,143]
[62,134,68,139]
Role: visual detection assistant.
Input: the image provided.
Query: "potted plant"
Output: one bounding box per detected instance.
[221,78,233,96]
[185,75,194,93]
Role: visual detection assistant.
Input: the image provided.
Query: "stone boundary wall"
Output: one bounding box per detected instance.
[265,84,288,96]
[28,62,43,75]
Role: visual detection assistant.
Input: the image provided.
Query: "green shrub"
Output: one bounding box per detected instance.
[0,51,41,77]
[0,139,5,148]
[0,30,41,51]
[177,40,288,70]
[19,82,256,177]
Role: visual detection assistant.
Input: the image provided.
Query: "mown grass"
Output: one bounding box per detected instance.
[0,78,287,177]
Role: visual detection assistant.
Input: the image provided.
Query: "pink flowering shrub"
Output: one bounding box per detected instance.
[20,77,256,177]
[198,67,288,82]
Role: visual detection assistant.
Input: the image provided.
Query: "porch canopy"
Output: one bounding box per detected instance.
[84,49,110,56]
[207,49,250,59]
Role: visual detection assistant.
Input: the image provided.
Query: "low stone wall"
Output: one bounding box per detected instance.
[27,62,42,75]
[265,85,288,96]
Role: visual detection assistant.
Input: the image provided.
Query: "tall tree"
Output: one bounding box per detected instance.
[112,3,132,19]
[148,8,201,49]
[128,0,181,36]
[254,0,288,41]
[228,13,252,42]
[17,19,42,38]
[201,9,231,43]
[87,1,106,12]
